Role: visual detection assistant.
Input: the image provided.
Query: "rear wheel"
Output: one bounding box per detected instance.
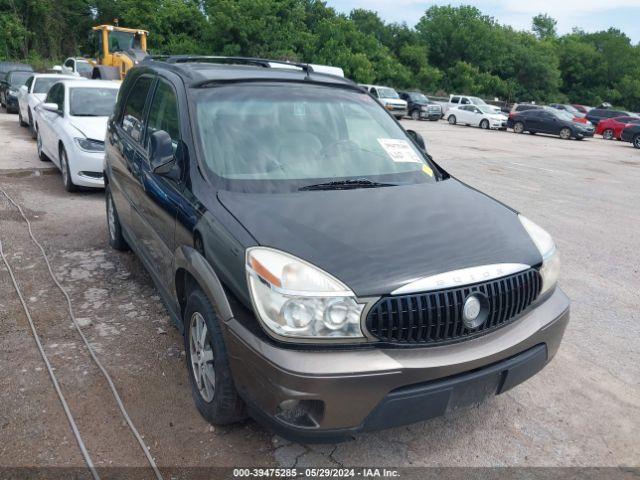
[184,288,246,425]
[602,129,614,140]
[448,115,457,125]
[106,185,130,251]
[513,121,524,134]
[633,135,640,149]
[480,119,489,130]
[559,127,572,140]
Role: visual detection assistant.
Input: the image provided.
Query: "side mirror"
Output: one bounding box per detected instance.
[41,102,61,114]
[149,130,175,175]
[19,85,28,93]
[406,129,426,151]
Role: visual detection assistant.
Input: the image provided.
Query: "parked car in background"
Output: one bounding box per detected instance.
[585,108,631,126]
[620,124,640,148]
[510,108,594,140]
[398,91,442,121]
[510,103,542,113]
[33,79,119,191]
[61,57,95,78]
[447,94,501,114]
[572,104,591,114]
[447,105,507,130]
[103,57,569,441]
[549,104,590,124]
[0,62,33,78]
[0,70,32,113]
[360,84,407,119]
[17,73,77,137]
[595,116,640,140]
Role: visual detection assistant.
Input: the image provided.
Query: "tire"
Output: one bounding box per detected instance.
[105,184,130,251]
[633,135,640,149]
[18,109,28,127]
[448,115,457,125]
[602,129,614,140]
[513,121,524,134]
[36,130,50,161]
[59,146,77,192]
[529,131,536,135]
[559,127,572,140]
[184,288,246,425]
[480,119,489,130]
[410,109,420,121]
[28,110,36,139]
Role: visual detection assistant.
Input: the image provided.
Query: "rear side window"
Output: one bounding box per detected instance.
[121,76,153,142]
[460,97,470,105]
[146,80,180,148]
[451,96,460,103]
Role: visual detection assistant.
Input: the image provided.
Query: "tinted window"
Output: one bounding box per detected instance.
[8,71,31,87]
[45,83,64,111]
[460,97,470,104]
[451,96,460,103]
[25,76,34,90]
[121,76,153,142]
[70,88,118,117]
[146,80,180,147]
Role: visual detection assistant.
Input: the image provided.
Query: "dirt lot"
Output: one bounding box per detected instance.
[0,111,638,473]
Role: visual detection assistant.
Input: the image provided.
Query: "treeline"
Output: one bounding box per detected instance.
[2,0,640,110]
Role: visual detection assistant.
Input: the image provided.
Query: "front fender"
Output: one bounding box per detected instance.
[173,245,233,321]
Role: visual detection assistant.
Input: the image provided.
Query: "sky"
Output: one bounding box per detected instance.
[326,0,640,43]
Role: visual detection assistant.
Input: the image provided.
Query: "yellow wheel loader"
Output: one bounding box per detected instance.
[91,25,149,80]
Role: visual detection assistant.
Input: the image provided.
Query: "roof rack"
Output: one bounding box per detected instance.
[146,55,314,76]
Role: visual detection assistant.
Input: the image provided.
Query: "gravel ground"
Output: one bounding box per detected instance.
[0,111,638,474]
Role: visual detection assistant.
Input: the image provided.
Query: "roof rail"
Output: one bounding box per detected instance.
[145,55,314,75]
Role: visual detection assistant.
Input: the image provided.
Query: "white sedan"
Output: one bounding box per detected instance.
[446,105,508,130]
[17,73,78,138]
[33,79,120,191]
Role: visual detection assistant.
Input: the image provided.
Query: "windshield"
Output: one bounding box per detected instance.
[33,77,64,94]
[377,87,399,99]
[70,88,118,116]
[551,109,574,121]
[76,61,93,74]
[469,96,487,105]
[410,93,428,103]
[9,71,31,87]
[194,83,437,193]
[478,106,497,114]
[563,104,580,114]
[109,31,140,52]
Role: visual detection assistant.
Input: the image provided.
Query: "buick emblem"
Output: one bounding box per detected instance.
[462,294,486,329]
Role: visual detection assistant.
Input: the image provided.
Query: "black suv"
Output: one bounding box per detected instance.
[104,57,569,442]
[398,91,442,121]
[586,108,630,126]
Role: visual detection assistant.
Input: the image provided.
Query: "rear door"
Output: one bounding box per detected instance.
[131,77,184,289]
[109,73,155,242]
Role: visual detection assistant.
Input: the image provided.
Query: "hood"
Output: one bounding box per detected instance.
[68,116,108,141]
[219,179,541,297]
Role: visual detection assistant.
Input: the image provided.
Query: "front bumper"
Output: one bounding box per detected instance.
[576,129,595,138]
[224,287,570,442]
[70,149,105,188]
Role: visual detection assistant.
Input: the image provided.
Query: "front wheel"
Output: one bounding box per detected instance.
[633,135,640,149]
[559,127,572,140]
[410,109,420,121]
[36,130,49,161]
[602,129,614,140]
[184,289,246,425]
[448,115,457,125]
[480,119,489,130]
[59,146,77,192]
[513,121,524,134]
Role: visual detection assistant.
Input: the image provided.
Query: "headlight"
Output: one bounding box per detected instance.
[8,88,17,96]
[421,106,428,111]
[519,215,560,296]
[74,137,105,152]
[246,247,364,340]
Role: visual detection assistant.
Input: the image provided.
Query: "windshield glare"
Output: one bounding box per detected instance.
[378,87,399,99]
[478,106,496,114]
[195,84,436,192]
[70,88,118,116]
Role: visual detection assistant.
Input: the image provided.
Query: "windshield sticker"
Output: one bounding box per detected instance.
[377,138,423,164]
[293,103,306,117]
[422,164,434,177]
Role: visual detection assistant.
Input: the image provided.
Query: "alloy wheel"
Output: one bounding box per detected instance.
[560,128,571,140]
[603,129,614,140]
[107,194,116,241]
[480,119,489,129]
[514,122,524,133]
[448,115,456,125]
[411,110,420,120]
[60,150,69,188]
[634,136,640,149]
[189,312,216,402]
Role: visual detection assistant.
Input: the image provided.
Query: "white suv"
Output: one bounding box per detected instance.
[360,84,408,120]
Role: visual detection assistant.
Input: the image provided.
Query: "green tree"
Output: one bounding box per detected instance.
[532,14,557,40]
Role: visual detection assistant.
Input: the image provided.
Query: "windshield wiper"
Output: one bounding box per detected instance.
[298,178,396,191]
